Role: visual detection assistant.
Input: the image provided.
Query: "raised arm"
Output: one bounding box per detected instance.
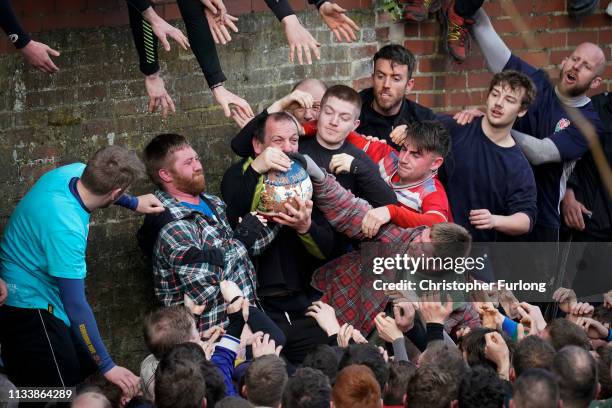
[471,8,511,73]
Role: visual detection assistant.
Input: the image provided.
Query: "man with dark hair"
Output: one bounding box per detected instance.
[358,44,436,149]
[155,343,208,408]
[383,361,416,408]
[552,345,599,408]
[405,366,456,408]
[302,345,340,384]
[243,355,288,408]
[542,318,591,351]
[510,368,560,408]
[139,133,277,332]
[333,365,382,408]
[217,397,253,408]
[281,367,331,408]
[337,344,390,391]
[511,335,555,379]
[458,365,506,408]
[0,146,163,395]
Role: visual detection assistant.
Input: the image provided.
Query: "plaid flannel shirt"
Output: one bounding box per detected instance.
[311,175,479,335]
[152,190,277,331]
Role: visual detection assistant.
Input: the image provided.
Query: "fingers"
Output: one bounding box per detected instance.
[304,43,313,65]
[225,14,239,32]
[160,34,171,52]
[289,44,296,63]
[169,29,190,49]
[296,43,304,65]
[202,0,219,14]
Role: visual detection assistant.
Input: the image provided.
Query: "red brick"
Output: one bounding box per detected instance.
[224,0,251,15]
[359,0,372,8]
[404,23,419,37]
[453,55,484,71]
[567,30,599,46]
[376,27,390,41]
[434,74,466,90]
[467,71,493,88]
[600,29,612,45]
[20,16,43,33]
[533,0,564,13]
[498,0,533,16]
[101,10,129,27]
[353,77,372,91]
[549,15,575,29]
[450,91,484,108]
[419,21,438,37]
[580,12,609,28]
[404,39,436,54]
[417,92,449,109]
[503,34,529,50]
[535,31,567,49]
[417,56,448,73]
[163,3,182,21]
[412,76,434,91]
[483,2,503,17]
[55,0,86,12]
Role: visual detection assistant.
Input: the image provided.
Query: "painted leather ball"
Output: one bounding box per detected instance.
[257,161,313,215]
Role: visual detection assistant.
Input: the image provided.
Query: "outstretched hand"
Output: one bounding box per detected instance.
[281,15,321,65]
[319,2,360,42]
[212,85,254,122]
[20,40,60,73]
[145,73,175,117]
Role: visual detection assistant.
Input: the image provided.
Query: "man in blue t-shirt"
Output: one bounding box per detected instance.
[0,146,163,395]
[471,9,606,243]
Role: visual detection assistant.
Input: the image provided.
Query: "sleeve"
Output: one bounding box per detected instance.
[0,0,31,49]
[471,8,511,73]
[264,0,295,21]
[387,205,447,228]
[249,224,280,256]
[211,334,240,397]
[307,0,328,9]
[425,322,445,343]
[57,278,115,373]
[347,132,397,163]
[114,194,139,211]
[127,0,160,76]
[176,0,226,87]
[43,230,87,279]
[158,221,224,306]
[245,306,286,346]
[297,207,335,259]
[221,162,262,228]
[501,316,519,341]
[548,125,590,161]
[126,0,152,12]
[503,54,539,78]
[392,337,410,362]
[231,109,270,157]
[505,160,537,231]
[351,152,398,207]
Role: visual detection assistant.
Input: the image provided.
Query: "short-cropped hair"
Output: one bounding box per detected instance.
[430,222,472,261]
[282,367,331,408]
[155,343,207,408]
[552,345,599,406]
[143,306,196,359]
[384,361,416,406]
[253,111,300,144]
[512,335,555,377]
[405,366,456,408]
[302,344,339,384]
[488,70,536,111]
[80,145,144,195]
[402,120,451,157]
[320,85,362,114]
[338,344,389,390]
[332,365,381,408]
[373,44,416,79]
[245,355,288,407]
[513,368,560,408]
[546,318,590,351]
[143,133,191,187]
[458,365,506,408]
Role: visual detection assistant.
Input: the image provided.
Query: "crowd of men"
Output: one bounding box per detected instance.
[1,0,612,407]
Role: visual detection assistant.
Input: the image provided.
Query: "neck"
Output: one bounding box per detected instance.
[76,179,105,212]
[481,117,514,146]
[372,99,402,117]
[315,134,343,150]
[165,184,200,204]
[398,171,435,186]
[554,86,590,107]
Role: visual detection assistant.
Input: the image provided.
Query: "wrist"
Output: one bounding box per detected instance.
[281,14,299,27]
[296,220,311,234]
[146,72,160,80]
[142,7,161,24]
[210,82,224,91]
[497,361,510,380]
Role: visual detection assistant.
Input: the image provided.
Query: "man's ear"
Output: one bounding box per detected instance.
[241,385,248,399]
[509,399,515,408]
[509,367,516,383]
[517,108,528,119]
[589,76,603,90]
[405,78,415,95]
[431,156,444,172]
[253,137,265,156]
[450,399,458,408]
[201,398,207,408]
[352,119,361,132]
[158,168,173,184]
[403,393,407,407]
[596,382,602,400]
[109,188,124,202]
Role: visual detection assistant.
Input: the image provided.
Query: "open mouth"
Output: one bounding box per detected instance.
[565,72,577,84]
[490,109,503,118]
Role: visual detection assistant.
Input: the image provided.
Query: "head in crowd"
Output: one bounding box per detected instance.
[459,328,513,372]
[80,145,145,207]
[593,305,612,328]
[596,346,612,400]
[511,335,555,379]
[458,365,506,408]
[396,121,451,185]
[332,365,382,408]
[408,223,472,266]
[143,305,199,359]
[552,345,599,408]
[302,344,340,384]
[144,133,205,196]
[252,112,301,155]
[371,44,416,116]
[404,366,456,408]
[155,343,208,408]
[383,361,417,407]
[419,340,467,381]
[541,318,590,351]
[244,355,288,408]
[282,367,331,408]
[510,368,560,408]
[290,79,328,123]
[200,359,227,408]
[71,390,112,408]
[485,70,536,130]
[217,397,254,408]
[316,85,362,149]
[557,42,606,97]
[338,344,389,391]
[77,375,123,408]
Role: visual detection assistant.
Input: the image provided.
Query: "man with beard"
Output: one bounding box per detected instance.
[139,134,278,332]
[471,9,606,244]
[357,44,436,150]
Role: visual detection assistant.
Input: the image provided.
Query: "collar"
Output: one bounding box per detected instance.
[154,189,215,221]
[391,170,438,190]
[554,86,590,108]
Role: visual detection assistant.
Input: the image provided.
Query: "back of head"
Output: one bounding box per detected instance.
[373,44,415,80]
[596,345,612,399]
[552,345,598,407]
[282,367,331,408]
[419,340,467,378]
[513,335,555,377]
[302,344,339,383]
[81,145,144,195]
[71,390,112,408]
[143,133,190,188]
[143,305,197,359]
[320,85,362,114]
[512,368,559,408]
[458,365,505,408]
[199,359,227,408]
[405,366,455,408]
[245,355,288,407]
[459,328,498,371]
[155,343,207,408]
[338,344,389,391]
[430,222,472,260]
[384,361,417,406]
[332,365,381,408]
[404,121,451,158]
[488,70,536,111]
[546,318,590,351]
[217,397,253,408]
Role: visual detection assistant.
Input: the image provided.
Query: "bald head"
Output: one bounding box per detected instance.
[575,42,606,74]
[558,42,606,97]
[71,392,112,408]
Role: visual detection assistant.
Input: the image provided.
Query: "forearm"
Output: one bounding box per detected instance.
[0,0,31,49]
[471,9,511,73]
[387,205,446,228]
[114,194,139,211]
[493,212,531,235]
[353,160,398,207]
[511,130,562,164]
[392,337,410,362]
[264,0,295,22]
[251,224,280,256]
[211,335,240,396]
[127,1,160,76]
[176,0,226,87]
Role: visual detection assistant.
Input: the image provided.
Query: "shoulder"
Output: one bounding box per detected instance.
[407,99,436,120]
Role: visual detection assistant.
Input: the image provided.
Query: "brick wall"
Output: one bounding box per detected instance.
[1,0,610,370]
